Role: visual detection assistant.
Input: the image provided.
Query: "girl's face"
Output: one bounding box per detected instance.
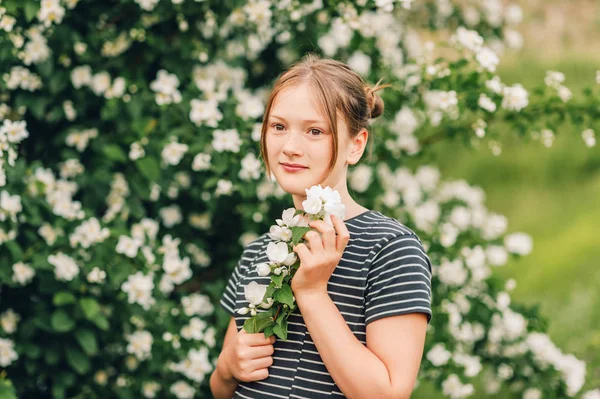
[265,82,353,197]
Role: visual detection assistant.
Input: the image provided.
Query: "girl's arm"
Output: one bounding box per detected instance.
[296,291,427,399]
[210,317,240,399]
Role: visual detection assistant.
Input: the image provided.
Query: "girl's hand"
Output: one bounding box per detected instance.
[291,214,350,298]
[223,329,276,383]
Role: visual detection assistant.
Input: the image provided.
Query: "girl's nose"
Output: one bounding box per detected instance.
[281,131,303,157]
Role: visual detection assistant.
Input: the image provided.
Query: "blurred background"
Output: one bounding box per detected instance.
[416,0,600,395]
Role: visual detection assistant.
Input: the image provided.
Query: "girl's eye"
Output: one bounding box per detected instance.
[272,123,285,131]
[309,128,323,136]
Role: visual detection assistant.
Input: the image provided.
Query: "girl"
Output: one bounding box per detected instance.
[210,53,432,399]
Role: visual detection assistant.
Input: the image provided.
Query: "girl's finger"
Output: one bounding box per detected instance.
[303,229,323,253]
[293,243,312,264]
[331,215,350,253]
[309,220,336,252]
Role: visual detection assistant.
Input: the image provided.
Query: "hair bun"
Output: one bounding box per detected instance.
[365,83,387,119]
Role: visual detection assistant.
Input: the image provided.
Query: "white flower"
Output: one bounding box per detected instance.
[504,232,533,255]
[486,76,504,94]
[437,259,467,286]
[189,99,223,127]
[269,225,292,242]
[169,381,196,399]
[523,388,542,399]
[12,261,35,285]
[545,71,565,89]
[349,165,372,193]
[129,142,145,160]
[142,381,161,398]
[557,85,572,102]
[347,51,372,76]
[0,338,18,367]
[87,267,107,284]
[162,140,188,166]
[486,245,508,266]
[426,343,451,366]
[134,0,160,12]
[239,152,262,181]
[150,69,182,105]
[212,129,242,153]
[244,281,267,306]
[302,197,322,214]
[121,272,156,310]
[266,241,290,264]
[501,84,529,111]
[0,119,29,143]
[453,27,483,52]
[159,205,183,228]
[582,129,596,148]
[0,190,22,217]
[126,330,153,360]
[235,91,264,120]
[181,293,214,317]
[277,208,309,227]
[581,389,600,399]
[476,47,499,72]
[0,309,20,334]
[282,252,297,266]
[48,252,80,281]
[478,93,496,112]
[215,179,233,196]
[453,353,482,377]
[192,153,211,171]
[441,374,474,399]
[116,235,143,258]
[323,201,346,225]
[256,262,272,277]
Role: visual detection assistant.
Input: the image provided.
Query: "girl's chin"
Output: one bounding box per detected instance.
[275,178,313,195]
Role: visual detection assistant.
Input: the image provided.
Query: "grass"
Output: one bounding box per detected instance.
[413,55,600,396]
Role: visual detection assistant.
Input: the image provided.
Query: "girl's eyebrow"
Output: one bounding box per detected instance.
[270,114,326,124]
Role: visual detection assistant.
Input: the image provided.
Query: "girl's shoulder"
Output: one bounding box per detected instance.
[346,210,419,240]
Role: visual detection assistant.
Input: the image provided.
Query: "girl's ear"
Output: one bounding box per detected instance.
[347,129,368,165]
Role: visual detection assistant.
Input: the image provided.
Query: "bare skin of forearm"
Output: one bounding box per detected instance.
[210,348,239,399]
[295,291,398,399]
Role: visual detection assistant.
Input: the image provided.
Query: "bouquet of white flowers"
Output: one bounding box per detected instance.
[236,185,346,339]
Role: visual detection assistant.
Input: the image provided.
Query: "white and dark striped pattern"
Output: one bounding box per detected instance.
[219,210,432,398]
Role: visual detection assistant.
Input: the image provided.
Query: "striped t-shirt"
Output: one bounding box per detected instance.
[219,210,433,398]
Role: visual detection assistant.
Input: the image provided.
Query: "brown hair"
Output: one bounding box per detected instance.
[259,53,391,179]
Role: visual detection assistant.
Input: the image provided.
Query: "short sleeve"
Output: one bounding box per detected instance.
[219,256,245,317]
[365,234,433,325]
[219,233,268,317]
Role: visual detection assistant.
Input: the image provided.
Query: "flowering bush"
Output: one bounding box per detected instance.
[0,0,598,398]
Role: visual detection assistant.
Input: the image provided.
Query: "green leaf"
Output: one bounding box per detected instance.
[271,273,284,287]
[273,285,295,308]
[273,319,288,341]
[24,1,39,23]
[291,226,312,246]
[242,311,274,334]
[4,240,23,262]
[65,346,90,375]
[91,313,110,331]
[136,156,161,181]
[79,298,101,320]
[0,377,18,399]
[51,310,75,332]
[293,209,305,217]
[44,347,60,365]
[22,343,41,359]
[53,291,76,306]
[102,144,127,162]
[74,328,98,356]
